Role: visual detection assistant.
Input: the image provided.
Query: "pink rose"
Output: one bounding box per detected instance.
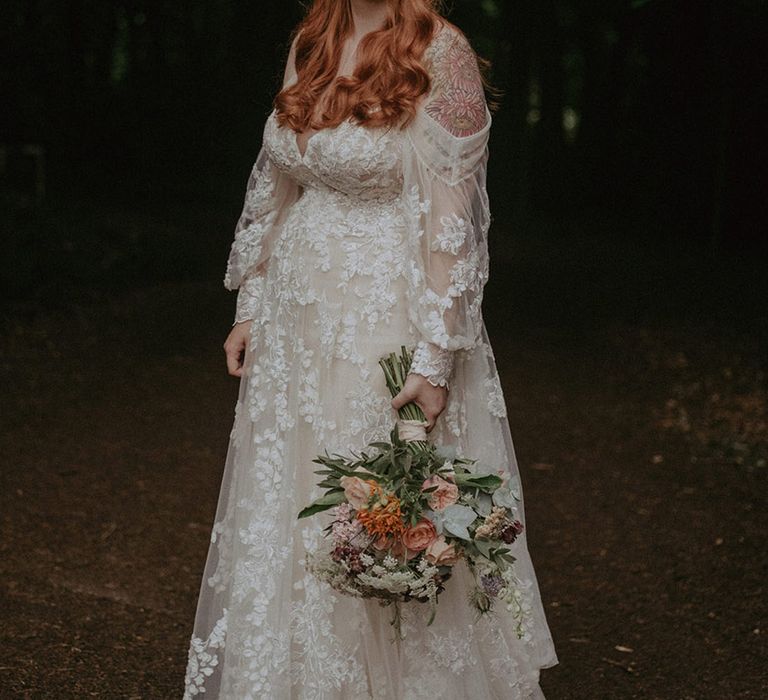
[339,476,372,510]
[425,535,460,566]
[422,475,459,511]
[401,518,438,552]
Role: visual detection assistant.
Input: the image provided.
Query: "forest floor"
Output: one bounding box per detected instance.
[1,202,766,699]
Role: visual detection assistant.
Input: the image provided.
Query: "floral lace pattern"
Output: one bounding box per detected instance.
[411,340,455,388]
[186,22,556,699]
[234,275,266,324]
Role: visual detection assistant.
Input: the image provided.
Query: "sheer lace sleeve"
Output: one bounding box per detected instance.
[225,39,301,324]
[402,25,491,387]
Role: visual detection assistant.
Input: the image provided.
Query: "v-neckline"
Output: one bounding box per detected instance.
[289,117,353,164]
[294,128,321,161]
[268,109,360,164]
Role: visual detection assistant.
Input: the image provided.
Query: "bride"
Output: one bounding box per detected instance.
[184,0,557,697]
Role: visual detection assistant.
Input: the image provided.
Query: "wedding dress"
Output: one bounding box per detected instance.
[184,23,557,699]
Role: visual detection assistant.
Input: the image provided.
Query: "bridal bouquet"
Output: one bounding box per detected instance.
[298,347,530,637]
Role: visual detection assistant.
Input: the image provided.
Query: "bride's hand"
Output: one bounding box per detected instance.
[223,321,252,377]
[391,373,448,432]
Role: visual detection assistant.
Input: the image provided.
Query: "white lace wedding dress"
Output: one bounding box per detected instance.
[184,23,557,699]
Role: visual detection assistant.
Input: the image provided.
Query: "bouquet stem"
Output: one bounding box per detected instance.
[379,346,430,453]
[390,601,404,641]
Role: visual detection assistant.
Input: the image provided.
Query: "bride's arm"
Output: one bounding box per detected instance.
[226,36,301,325]
[223,37,301,376]
[398,25,491,393]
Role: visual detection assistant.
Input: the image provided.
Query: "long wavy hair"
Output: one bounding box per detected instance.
[274,0,445,132]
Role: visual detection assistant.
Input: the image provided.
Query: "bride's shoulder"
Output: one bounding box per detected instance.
[419,20,488,138]
[423,19,479,69]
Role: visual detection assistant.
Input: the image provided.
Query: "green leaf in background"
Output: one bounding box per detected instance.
[297,490,345,519]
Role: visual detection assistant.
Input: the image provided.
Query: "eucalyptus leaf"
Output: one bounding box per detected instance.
[474,538,492,558]
[475,493,493,516]
[507,475,521,500]
[441,504,477,541]
[423,509,444,534]
[492,475,521,509]
[491,487,515,509]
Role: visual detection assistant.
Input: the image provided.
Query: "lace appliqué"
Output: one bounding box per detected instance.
[410,341,454,388]
[224,156,280,292]
[234,274,266,324]
[184,611,227,698]
[484,373,508,418]
[337,380,392,449]
[187,22,556,696]
[432,213,469,255]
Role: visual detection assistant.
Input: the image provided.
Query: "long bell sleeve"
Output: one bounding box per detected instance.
[402,25,492,387]
[224,148,300,324]
[224,43,301,325]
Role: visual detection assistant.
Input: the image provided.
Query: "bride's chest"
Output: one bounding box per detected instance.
[263,110,404,200]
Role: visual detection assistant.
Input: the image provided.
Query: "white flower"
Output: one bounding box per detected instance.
[432,213,468,255]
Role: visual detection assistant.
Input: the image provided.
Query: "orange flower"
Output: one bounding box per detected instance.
[356,490,405,538]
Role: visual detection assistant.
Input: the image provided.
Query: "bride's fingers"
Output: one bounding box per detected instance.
[426,397,448,431]
[225,352,241,377]
[224,341,244,377]
[391,387,416,410]
[410,397,434,431]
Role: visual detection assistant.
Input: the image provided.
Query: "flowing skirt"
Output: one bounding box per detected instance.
[184,188,557,699]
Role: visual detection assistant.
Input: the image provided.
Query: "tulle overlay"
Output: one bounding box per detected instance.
[185,23,556,699]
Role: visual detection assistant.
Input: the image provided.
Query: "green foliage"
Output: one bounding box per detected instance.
[297,490,345,519]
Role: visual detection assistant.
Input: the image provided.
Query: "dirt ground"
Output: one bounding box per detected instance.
[1,223,766,699]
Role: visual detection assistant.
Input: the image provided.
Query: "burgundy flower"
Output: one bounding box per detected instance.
[501,520,524,544]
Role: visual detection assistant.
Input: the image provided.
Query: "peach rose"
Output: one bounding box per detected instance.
[372,535,391,551]
[422,475,459,511]
[339,476,372,510]
[401,518,437,552]
[425,535,460,566]
[372,535,418,559]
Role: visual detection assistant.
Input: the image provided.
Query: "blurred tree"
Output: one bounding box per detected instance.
[2,0,765,251]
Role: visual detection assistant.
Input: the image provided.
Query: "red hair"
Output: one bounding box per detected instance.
[274,0,443,132]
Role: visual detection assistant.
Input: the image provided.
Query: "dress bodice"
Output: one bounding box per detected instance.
[263,109,404,202]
